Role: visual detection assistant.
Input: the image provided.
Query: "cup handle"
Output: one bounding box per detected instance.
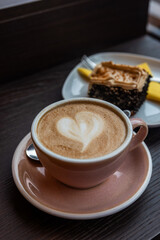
[129,118,148,151]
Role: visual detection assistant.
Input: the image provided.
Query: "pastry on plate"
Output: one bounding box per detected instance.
[88,61,151,114]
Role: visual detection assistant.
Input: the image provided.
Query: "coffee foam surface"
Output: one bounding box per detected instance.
[37,102,127,159]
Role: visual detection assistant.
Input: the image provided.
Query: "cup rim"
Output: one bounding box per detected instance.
[31,98,132,164]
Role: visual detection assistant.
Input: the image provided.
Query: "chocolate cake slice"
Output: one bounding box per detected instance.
[88,61,150,114]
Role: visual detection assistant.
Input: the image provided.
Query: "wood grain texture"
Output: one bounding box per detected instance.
[0,35,160,240]
[0,0,149,81]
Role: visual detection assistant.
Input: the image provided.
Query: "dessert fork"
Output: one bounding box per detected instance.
[81,55,96,70]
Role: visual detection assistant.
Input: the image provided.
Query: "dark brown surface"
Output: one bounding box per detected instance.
[0,35,160,240]
[0,0,149,81]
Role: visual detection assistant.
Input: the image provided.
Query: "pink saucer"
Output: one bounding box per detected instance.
[12,133,152,220]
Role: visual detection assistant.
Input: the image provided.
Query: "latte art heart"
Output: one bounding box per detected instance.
[56,111,104,152]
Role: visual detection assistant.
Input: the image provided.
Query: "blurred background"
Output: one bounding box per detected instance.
[147,0,160,38]
[0,0,159,82]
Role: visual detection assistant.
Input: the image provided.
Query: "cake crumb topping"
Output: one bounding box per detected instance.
[90,61,149,91]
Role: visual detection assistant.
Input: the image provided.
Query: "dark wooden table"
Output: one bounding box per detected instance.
[0,35,160,240]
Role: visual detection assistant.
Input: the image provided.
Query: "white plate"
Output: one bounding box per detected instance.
[62,52,160,127]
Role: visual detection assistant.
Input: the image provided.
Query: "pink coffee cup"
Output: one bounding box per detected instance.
[31,98,148,189]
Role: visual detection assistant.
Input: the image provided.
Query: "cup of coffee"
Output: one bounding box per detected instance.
[31,98,148,188]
